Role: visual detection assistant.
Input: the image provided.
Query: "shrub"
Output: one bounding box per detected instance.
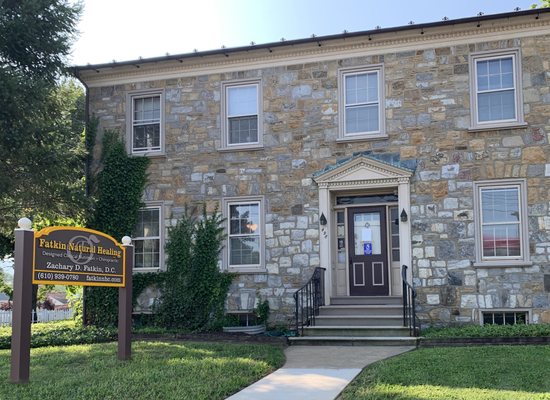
[422,323,550,338]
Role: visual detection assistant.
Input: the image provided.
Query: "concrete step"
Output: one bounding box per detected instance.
[289,335,419,346]
[319,304,403,316]
[315,315,403,327]
[303,325,411,337]
[330,296,403,306]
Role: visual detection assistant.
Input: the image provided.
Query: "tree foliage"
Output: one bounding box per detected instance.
[0,0,84,256]
[531,0,550,7]
[156,208,235,330]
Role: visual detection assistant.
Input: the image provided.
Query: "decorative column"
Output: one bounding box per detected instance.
[318,184,332,305]
[398,178,413,283]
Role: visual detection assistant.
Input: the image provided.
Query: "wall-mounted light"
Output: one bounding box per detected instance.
[400,209,408,222]
[320,213,327,226]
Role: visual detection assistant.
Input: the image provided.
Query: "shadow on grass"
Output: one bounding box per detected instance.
[340,346,550,400]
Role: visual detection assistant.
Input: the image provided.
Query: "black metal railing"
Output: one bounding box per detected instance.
[294,267,325,336]
[402,264,419,336]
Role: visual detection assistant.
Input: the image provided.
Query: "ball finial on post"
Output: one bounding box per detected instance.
[121,236,132,245]
[17,218,32,230]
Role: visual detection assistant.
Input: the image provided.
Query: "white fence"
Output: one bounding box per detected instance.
[0,309,74,326]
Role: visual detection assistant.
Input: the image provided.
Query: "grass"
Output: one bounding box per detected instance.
[340,346,550,400]
[1,340,285,400]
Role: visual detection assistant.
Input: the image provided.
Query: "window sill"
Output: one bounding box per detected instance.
[218,144,264,152]
[131,151,166,159]
[227,267,267,274]
[133,268,162,273]
[336,134,388,143]
[468,122,528,133]
[473,260,533,268]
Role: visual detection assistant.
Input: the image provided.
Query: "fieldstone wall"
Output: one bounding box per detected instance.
[88,34,550,325]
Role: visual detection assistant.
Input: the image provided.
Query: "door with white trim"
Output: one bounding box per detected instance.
[347,206,389,296]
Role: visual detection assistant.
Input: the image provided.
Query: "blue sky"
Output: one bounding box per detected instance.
[71,0,537,65]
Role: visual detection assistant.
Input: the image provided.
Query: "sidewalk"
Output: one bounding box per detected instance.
[227,345,414,400]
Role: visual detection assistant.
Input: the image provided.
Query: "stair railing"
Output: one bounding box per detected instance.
[402,264,419,336]
[293,267,325,336]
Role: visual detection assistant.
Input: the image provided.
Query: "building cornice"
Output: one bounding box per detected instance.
[76,12,550,88]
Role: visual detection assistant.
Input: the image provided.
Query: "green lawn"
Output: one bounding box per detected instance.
[340,346,550,400]
[1,341,285,400]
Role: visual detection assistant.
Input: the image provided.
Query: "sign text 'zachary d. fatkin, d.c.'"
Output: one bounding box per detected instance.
[33,227,126,287]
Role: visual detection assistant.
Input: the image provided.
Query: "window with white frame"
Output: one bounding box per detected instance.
[133,206,162,269]
[129,91,163,154]
[225,198,263,269]
[222,81,261,148]
[339,66,385,140]
[470,50,523,129]
[474,180,529,265]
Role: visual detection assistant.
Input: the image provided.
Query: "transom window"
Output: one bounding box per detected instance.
[339,66,385,140]
[223,197,264,270]
[130,92,163,154]
[470,50,523,129]
[133,206,161,269]
[222,81,261,149]
[474,180,529,266]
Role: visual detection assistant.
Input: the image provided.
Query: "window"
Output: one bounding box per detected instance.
[133,205,162,269]
[128,91,164,155]
[338,65,385,140]
[222,81,262,149]
[474,180,530,266]
[482,310,529,325]
[224,197,264,271]
[470,50,524,129]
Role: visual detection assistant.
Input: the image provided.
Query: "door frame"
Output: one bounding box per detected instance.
[313,154,413,306]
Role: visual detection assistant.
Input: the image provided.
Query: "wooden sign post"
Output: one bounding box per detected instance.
[10,219,134,383]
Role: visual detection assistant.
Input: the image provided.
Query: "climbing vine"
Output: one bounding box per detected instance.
[84,129,151,326]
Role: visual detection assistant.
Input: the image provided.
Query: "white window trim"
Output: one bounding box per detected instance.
[133,202,165,272]
[126,89,165,156]
[337,64,386,142]
[220,80,263,151]
[473,179,531,267]
[469,49,526,131]
[222,196,265,273]
[478,309,531,326]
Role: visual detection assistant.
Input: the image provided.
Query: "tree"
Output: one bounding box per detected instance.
[0,0,84,255]
[531,1,550,7]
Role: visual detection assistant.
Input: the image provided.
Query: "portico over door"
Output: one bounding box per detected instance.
[313,152,416,305]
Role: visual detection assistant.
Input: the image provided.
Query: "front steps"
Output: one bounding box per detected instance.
[289,296,418,346]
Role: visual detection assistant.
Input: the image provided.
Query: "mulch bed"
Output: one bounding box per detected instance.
[133,332,289,346]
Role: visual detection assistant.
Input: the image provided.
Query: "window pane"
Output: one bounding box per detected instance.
[482,224,520,257]
[228,116,258,144]
[346,105,379,134]
[230,237,260,265]
[228,85,257,116]
[478,90,515,122]
[345,72,378,105]
[229,203,259,234]
[134,96,160,122]
[481,188,519,223]
[133,124,161,150]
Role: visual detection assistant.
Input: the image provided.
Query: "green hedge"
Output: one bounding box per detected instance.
[0,320,116,349]
[422,323,550,338]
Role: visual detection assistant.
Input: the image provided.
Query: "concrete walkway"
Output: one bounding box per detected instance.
[227,345,414,400]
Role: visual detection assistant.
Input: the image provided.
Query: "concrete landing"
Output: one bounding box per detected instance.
[227,345,414,400]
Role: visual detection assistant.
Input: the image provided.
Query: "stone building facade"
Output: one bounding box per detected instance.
[76,9,550,327]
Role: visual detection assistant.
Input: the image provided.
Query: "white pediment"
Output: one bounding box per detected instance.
[313,155,413,186]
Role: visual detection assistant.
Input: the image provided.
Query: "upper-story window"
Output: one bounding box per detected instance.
[127,90,164,155]
[338,65,385,141]
[473,180,530,267]
[221,81,262,150]
[470,50,524,130]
